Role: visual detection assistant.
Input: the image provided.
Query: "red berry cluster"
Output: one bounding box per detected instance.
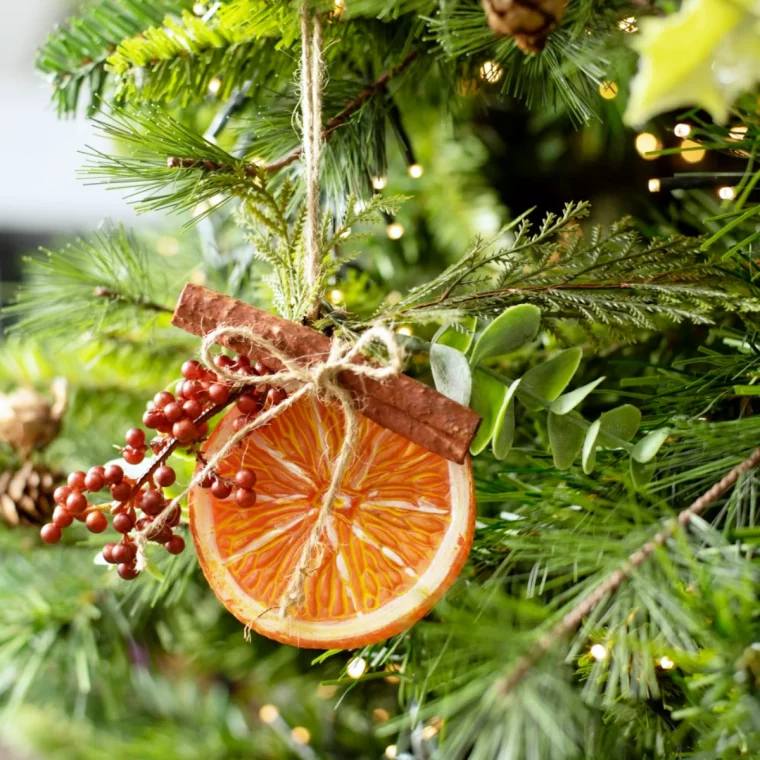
[39,352,286,581]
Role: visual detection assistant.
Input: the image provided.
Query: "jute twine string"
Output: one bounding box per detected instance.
[301,4,324,322]
[133,324,404,616]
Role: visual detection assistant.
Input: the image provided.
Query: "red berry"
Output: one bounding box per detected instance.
[236,355,251,368]
[215,354,235,369]
[103,464,124,485]
[54,485,72,506]
[53,506,73,528]
[149,525,172,544]
[150,438,165,454]
[84,469,105,492]
[112,542,136,564]
[166,506,181,527]
[125,428,146,448]
[183,399,203,418]
[117,563,139,580]
[208,383,230,404]
[199,473,214,489]
[103,543,117,564]
[236,393,261,415]
[68,471,87,489]
[154,391,175,409]
[140,489,165,517]
[165,535,185,555]
[266,387,287,408]
[86,511,108,534]
[135,517,153,533]
[210,480,232,499]
[143,410,165,429]
[123,447,145,465]
[154,466,176,487]
[113,512,134,534]
[182,360,203,380]
[235,469,257,489]
[182,380,202,400]
[40,523,62,544]
[254,361,271,376]
[172,419,197,442]
[163,402,185,423]
[66,491,88,515]
[235,488,257,508]
[233,415,253,433]
[110,481,132,502]
[157,421,174,435]
[197,421,209,438]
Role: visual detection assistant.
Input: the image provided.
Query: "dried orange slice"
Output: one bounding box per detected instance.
[190,395,475,649]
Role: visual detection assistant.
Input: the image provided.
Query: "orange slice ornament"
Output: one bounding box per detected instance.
[190,394,475,649]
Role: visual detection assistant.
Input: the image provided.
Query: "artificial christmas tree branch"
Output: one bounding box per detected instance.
[494,444,760,696]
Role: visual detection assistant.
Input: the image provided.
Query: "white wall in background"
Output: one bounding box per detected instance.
[0,0,155,231]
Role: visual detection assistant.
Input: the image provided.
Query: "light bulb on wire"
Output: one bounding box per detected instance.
[590,643,608,661]
[634,132,662,160]
[208,77,223,96]
[346,657,367,679]
[479,60,504,83]
[680,139,705,163]
[372,176,387,190]
[648,178,661,193]
[408,163,424,179]
[674,123,692,138]
[718,186,736,200]
[598,81,618,100]
[386,222,405,240]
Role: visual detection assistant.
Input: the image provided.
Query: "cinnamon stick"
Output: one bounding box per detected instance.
[172,285,480,463]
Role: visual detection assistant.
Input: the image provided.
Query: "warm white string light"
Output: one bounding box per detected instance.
[346,656,367,679]
[648,178,661,193]
[599,81,618,100]
[259,704,279,724]
[479,60,504,83]
[372,176,387,190]
[674,123,692,138]
[408,163,424,179]
[718,186,736,200]
[590,643,608,661]
[386,222,405,240]
[635,132,662,160]
[680,138,705,163]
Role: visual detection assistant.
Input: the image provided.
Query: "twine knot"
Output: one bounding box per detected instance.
[134,324,404,618]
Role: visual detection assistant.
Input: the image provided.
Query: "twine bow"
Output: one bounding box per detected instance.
[135,324,404,616]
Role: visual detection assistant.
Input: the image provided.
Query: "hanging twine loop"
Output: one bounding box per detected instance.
[133,324,404,616]
[301,4,324,322]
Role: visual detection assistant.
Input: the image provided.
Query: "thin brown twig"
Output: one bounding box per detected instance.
[494,445,760,696]
[166,50,419,177]
[93,286,173,314]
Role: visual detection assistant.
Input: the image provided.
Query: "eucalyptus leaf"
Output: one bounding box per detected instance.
[469,369,507,455]
[517,347,583,412]
[548,412,584,469]
[632,428,671,463]
[469,304,541,366]
[430,343,472,406]
[493,379,521,460]
[550,376,605,415]
[582,419,601,474]
[434,316,477,353]
[630,457,657,489]
[598,405,641,446]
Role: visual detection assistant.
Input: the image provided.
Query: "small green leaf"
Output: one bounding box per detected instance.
[582,419,601,474]
[435,316,477,353]
[550,376,605,415]
[430,344,472,406]
[469,369,507,455]
[598,405,642,446]
[734,384,760,396]
[548,412,584,469]
[493,379,521,460]
[517,347,583,412]
[632,428,671,463]
[630,457,657,489]
[469,305,541,366]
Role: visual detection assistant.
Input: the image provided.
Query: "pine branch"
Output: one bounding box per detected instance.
[494,445,760,697]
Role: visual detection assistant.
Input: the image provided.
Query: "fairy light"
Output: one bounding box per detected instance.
[648,178,661,193]
[316,684,338,699]
[384,663,402,684]
[634,132,662,160]
[659,655,675,670]
[386,222,405,240]
[156,235,179,257]
[618,16,637,33]
[422,725,439,740]
[208,77,223,95]
[332,0,346,16]
[192,1,205,14]
[598,81,618,100]
[408,163,424,179]
[479,60,504,83]
[730,124,749,140]
[372,708,390,723]
[259,704,279,724]
[328,289,344,305]
[395,325,413,336]
[346,656,367,679]
[189,270,208,286]
[674,122,692,138]
[384,746,398,759]
[590,643,608,661]
[291,727,311,744]
[680,138,705,163]
[718,186,736,200]
[372,176,387,190]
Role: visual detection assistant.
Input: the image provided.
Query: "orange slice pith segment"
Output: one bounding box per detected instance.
[190,395,475,649]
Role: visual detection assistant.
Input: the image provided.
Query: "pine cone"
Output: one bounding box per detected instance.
[0,461,61,527]
[0,379,68,455]
[482,0,568,53]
